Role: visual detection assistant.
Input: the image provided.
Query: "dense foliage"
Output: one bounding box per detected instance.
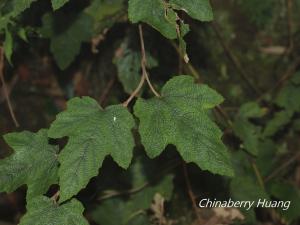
[0,0,300,225]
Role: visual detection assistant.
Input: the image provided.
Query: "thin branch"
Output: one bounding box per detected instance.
[0,47,19,127]
[182,162,202,224]
[97,159,181,201]
[251,161,265,190]
[170,41,203,82]
[123,24,160,107]
[138,24,160,98]
[51,190,60,202]
[98,182,149,201]
[123,75,145,107]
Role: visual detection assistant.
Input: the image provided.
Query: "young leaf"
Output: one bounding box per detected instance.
[51,0,69,10]
[0,129,59,200]
[48,97,135,202]
[134,75,233,176]
[41,13,93,70]
[170,0,213,21]
[19,196,88,225]
[233,102,265,156]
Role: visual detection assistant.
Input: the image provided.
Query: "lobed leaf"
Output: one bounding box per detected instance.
[0,129,59,200]
[134,75,233,176]
[48,96,135,202]
[19,196,88,225]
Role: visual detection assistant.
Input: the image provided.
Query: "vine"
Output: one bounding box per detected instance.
[0,0,300,224]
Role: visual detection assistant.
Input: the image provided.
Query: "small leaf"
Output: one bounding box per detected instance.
[238,102,266,118]
[275,73,300,112]
[233,118,261,155]
[19,196,88,225]
[17,28,28,42]
[256,139,278,177]
[233,102,265,155]
[4,29,13,64]
[51,0,69,10]
[0,129,59,200]
[263,110,293,137]
[134,75,233,176]
[48,97,135,202]
[170,0,213,21]
[41,13,93,70]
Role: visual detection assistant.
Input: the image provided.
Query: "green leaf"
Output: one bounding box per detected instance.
[51,0,69,10]
[170,0,213,21]
[231,176,269,201]
[233,102,265,155]
[275,73,300,112]
[263,110,293,137]
[86,0,123,22]
[92,158,173,225]
[134,75,233,176]
[230,176,269,223]
[233,118,261,155]
[19,196,88,225]
[0,129,58,200]
[48,97,135,202]
[4,29,13,64]
[41,13,93,70]
[128,0,191,59]
[114,41,158,94]
[85,0,125,34]
[128,0,178,39]
[256,139,278,177]
[237,102,266,118]
[0,0,39,30]
[269,182,300,223]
